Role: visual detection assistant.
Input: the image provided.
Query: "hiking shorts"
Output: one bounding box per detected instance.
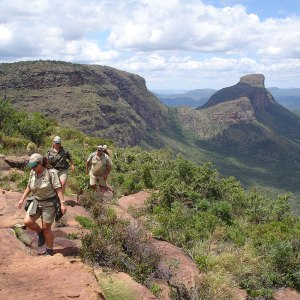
[27,200,56,224]
[58,169,68,182]
[89,174,106,187]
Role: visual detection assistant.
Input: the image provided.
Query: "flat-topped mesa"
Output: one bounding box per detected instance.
[239,74,265,88]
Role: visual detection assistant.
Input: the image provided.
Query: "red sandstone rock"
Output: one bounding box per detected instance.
[0,228,104,300]
[274,288,300,300]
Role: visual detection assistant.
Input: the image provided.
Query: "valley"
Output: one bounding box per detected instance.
[0,61,300,207]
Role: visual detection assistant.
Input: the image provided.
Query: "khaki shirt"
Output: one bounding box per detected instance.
[46,147,72,170]
[28,168,61,201]
[87,152,112,177]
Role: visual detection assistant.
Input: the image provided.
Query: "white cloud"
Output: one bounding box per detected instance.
[0,0,299,88]
[0,25,12,47]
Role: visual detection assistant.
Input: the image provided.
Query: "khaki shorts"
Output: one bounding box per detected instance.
[27,200,56,224]
[89,174,106,186]
[58,169,68,182]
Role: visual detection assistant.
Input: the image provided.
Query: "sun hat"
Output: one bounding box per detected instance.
[28,153,43,168]
[53,136,61,144]
[97,145,104,151]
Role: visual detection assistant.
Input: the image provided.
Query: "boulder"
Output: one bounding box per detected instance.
[273,288,300,300]
[4,155,29,169]
[0,154,10,170]
[0,228,104,300]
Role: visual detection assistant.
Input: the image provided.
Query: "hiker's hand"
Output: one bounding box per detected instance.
[61,203,67,214]
[17,199,24,209]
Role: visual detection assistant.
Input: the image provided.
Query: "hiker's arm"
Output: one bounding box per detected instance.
[67,151,75,171]
[18,186,31,209]
[104,164,111,180]
[56,188,67,214]
[70,159,75,171]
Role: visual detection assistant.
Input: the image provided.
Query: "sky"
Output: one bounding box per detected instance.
[0,0,300,91]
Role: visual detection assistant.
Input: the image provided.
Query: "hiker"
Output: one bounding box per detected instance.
[45,136,75,193]
[86,145,112,192]
[17,153,67,256]
[103,144,109,156]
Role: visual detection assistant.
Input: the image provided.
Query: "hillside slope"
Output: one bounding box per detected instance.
[0,61,168,146]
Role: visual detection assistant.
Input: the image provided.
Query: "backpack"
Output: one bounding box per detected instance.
[90,153,108,176]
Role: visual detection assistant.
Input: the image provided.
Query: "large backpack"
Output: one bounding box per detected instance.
[91,153,108,176]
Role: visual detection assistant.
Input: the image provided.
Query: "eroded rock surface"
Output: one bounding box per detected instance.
[0,228,104,300]
[0,190,104,300]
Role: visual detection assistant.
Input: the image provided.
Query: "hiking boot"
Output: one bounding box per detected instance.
[37,231,45,247]
[45,248,54,256]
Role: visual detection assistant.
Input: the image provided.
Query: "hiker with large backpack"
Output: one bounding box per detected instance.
[17,153,67,256]
[86,145,112,192]
[45,136,75,193]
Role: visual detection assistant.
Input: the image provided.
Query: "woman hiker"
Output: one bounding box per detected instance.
[17,153,67,256]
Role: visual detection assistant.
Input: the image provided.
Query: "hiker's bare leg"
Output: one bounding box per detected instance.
[59,175,67,194]
[43,222,54,248]
[90,184,97,190]
[23,214,42,233]
[98,185,106,192]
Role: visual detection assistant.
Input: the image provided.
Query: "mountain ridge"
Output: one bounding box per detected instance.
[0,60,168,146]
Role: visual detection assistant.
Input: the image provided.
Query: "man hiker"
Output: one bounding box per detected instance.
[86,145,112,192]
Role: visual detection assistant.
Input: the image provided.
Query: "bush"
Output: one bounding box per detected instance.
[75,216,95,229]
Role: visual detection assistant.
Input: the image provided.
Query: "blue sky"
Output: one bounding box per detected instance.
[0,0,299,90]
[205,0,300,19]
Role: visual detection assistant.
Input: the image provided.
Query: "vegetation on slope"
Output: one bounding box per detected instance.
[1,98,300,299]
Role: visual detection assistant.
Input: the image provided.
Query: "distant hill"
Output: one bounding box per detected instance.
[293,110,300,117]
[176,74,300,192]
[155,87,300,110]
[197,74,300,142]
[0,60,168,146]
[154,89,216,107]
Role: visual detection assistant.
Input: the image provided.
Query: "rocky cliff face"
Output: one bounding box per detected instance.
[197,74,300,142]
[176,74,300,186]
[199,74,272,110]
[0,61,168,146]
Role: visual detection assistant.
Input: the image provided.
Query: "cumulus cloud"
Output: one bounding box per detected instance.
[0,0,299,88]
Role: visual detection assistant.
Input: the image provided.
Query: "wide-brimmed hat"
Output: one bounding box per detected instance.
[97,145,104,151]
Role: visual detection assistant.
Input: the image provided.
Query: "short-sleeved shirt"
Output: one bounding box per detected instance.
[28,168,61,201]
[87,152,112,177]
[46,147,72,171]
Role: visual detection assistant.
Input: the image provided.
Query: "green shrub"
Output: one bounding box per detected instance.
[66,233,79,240]
[150,283,163,297]
[75,216,95,229]
[17,112,53,146]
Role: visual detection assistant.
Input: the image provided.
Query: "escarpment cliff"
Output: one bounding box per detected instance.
[0,61,168,146]
[196,74,300,142]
